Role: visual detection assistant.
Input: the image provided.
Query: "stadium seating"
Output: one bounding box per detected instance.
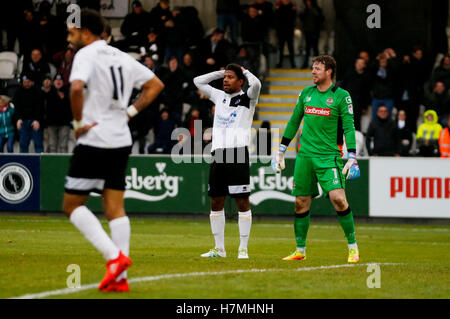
[0,51,18,80]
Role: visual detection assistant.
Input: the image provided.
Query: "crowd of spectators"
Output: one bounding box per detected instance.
[341,47,450,157]
[0,0,449,158]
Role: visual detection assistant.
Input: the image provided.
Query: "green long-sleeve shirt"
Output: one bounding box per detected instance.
[283,84,356,157]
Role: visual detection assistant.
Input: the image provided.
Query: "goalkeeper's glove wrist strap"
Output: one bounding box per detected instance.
[278,144,287,153]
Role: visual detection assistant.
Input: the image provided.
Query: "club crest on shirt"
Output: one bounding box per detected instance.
[223,98,226,104]
[326,98,334,106]
[305,96,311,102]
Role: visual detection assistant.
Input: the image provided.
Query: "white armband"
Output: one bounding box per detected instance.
[127,105,139,118]
[72,119,84,130]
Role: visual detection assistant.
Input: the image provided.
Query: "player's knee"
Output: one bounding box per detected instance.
[331,195,347,211]
[62,201,77,217]
[295,197,310,213]
[211,197,226,211]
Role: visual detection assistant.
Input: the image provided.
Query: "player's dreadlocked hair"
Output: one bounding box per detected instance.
[312,55,337,79]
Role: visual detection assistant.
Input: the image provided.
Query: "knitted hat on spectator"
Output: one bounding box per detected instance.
[132,1,142,8]
[54,74,63,81]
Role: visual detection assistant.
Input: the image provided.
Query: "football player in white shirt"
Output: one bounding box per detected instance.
[62,9,164,292]
[194,63,261,259]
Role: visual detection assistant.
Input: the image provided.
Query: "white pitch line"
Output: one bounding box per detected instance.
[10,262,400,299]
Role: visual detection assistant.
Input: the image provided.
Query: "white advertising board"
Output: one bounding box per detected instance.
[370,158,450,218]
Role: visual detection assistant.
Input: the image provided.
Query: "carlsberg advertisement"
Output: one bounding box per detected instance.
[39,155,368,216]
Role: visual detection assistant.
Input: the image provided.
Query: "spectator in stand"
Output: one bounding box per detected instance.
[52,48,74,88]
[164,6,187,64]
[439,114,450,158]
[149,0,172,50]
[274,0,297,68]
[394,110,412,157]
[359,51,376,74]
[181,6,204,49]
[37,0,67,60]
[196,28,231,74]
[13,74,45,154]
[120,0,151,50]
[180,52,199,105]
[18,7,40,59]
[22,49,51,87]
[241,5,264,72]
[366,105,396,156]
[341,57,371,131]
[370,55,395,120]
[43,74,72,153]
[0,95,15,153]
[397,46,427,132]
[424,81,450,126]
[160,57,190,124]
[216,0,240,46]
[299,0,325,69]
[41,74,52,94]
[416,109,442,157]
[430,54,450,90]
[250,0,274,67]
[101,24,117,47]
[235,45,258,76]
[181,107,203,153]
[140,28,163,66]
[143,54,160,74]
[147,109,176,154]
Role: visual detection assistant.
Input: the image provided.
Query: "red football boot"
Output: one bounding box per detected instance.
[98,251,132,290]
[100,278,130,292]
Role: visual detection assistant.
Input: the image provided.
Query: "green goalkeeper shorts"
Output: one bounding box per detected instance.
[292,156,346,197]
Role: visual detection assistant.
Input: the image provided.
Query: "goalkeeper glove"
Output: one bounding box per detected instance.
[271,144,287,172]
[342,152,360,180]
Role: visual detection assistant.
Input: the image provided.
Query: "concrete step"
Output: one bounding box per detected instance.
[266,77,313,87]
[268,86,304,95]
[257,104,295,112]
[253,120,288,129]
[259,94,298,104]
[258,112,292,122]
[269,69,312,78]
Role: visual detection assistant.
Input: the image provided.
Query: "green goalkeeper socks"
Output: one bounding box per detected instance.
[337,207,356,245]
[294,211,310,248]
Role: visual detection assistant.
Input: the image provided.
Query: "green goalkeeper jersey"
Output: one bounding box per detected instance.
[283,83,356,157]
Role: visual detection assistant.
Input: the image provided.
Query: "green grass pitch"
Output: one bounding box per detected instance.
[0,215,448,299]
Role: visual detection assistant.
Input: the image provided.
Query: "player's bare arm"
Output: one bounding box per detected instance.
[70,79,97,140]
[127,76,164,120]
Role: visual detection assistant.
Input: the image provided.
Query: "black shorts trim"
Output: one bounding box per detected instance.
[208,147,250,198]
[65,144,131,194]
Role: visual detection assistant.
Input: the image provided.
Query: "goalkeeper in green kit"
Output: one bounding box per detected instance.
[272,55,360,263]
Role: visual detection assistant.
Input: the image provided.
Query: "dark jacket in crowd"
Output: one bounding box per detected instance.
[274,1,297,34]
[149,2,173,34]
[44,87,72,126]
[196,36,231,73]
[120,9,152,45]
[241,12,264,43]
[341,69,371,110]
[160,67,189,112]
[366,117,396,156]
[180,7,204,48]
[216,0,241,14]
[251,0,274,29]
[13,86,45,123]
[394,121,413,156]
[424,89,450,119]
[22,60,50,86]
[371,66,394,99]
[299,0,324,33]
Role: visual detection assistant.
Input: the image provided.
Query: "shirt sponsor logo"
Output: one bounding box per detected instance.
[305,106,331,117]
